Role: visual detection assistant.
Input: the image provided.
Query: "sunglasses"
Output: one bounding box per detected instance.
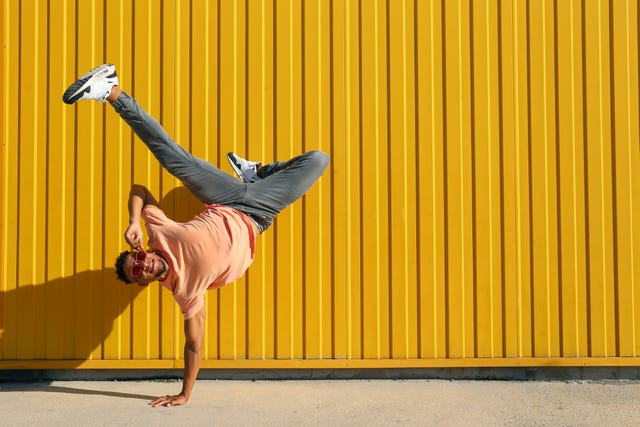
[130,250,148,278]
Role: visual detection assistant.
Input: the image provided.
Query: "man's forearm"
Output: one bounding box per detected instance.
[127,185,147,223]
[181,342,202,400]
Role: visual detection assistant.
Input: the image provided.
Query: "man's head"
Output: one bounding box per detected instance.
[115,249,169,285]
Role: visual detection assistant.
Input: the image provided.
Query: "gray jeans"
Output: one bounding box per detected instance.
[111,92,329,232]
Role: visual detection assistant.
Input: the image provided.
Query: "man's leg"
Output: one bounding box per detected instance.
[110,91,329,232]
[224,151,330,230]
[64,64,244,206]
[63,64,328,232]
[110,91,245,206]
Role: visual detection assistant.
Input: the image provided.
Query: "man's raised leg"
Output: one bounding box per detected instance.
[62,63,245,206]
[108,90,243,205]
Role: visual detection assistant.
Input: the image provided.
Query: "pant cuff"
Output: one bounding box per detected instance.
[110,91,129,113]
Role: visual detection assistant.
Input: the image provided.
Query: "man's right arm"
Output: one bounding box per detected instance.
[124,184,160,249]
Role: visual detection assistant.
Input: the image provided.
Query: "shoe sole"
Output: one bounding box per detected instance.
[226,153,249,183]
[62,64,115,104]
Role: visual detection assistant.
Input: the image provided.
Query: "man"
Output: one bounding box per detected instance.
[62,64,329,407]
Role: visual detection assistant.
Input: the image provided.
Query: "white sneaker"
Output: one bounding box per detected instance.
[62,64,119,104]
[227,152,262,183]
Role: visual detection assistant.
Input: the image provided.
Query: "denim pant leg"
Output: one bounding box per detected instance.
[111,92,244,206]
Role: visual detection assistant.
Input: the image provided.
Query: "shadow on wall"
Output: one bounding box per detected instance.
[159,185,205,223]
[0,186,204,370]
[0,269,144,365]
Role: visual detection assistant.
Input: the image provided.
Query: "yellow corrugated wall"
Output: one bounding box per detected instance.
[1,0,640,369]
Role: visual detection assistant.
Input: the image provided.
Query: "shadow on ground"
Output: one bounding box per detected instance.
[0,382,157,400]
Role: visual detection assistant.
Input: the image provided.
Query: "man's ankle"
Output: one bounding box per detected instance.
[107,86,122,103]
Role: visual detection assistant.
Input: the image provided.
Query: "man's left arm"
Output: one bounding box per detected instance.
[150,305,206,407]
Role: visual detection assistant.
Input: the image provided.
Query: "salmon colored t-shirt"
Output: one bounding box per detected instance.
[142,204,258,319]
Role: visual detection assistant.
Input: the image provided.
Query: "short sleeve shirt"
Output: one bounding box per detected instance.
[142,204,258,319]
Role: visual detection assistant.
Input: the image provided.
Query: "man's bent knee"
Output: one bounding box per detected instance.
[307,150,330,173]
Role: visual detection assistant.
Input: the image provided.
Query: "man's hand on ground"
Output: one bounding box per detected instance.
[149,393,188,407]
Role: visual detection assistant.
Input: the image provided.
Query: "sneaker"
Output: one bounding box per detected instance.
[227,152,262,183]
[62,63,119,104]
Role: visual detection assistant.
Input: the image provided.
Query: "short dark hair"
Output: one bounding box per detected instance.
[115,250,134,284]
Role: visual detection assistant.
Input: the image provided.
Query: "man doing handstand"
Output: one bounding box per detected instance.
[63,64,329,407]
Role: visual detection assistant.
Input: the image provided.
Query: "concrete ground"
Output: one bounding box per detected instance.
[1,379,639,426]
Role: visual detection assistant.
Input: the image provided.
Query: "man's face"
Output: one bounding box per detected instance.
[123,250,169,285]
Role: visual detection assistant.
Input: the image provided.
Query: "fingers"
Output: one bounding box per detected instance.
[149,395,170,407]
[125,238,139,250]
[129,238,142,250]
[149,394,186,408]
[130,237,141,249]
[124,232,143,250]
[124,224,144,250]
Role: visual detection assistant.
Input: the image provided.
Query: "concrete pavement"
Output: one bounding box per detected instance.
[1,379,639,426]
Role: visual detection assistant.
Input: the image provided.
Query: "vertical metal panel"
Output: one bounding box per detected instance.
[2,0,640,369]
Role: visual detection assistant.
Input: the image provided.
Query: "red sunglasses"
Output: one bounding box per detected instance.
[130,250,148,278]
